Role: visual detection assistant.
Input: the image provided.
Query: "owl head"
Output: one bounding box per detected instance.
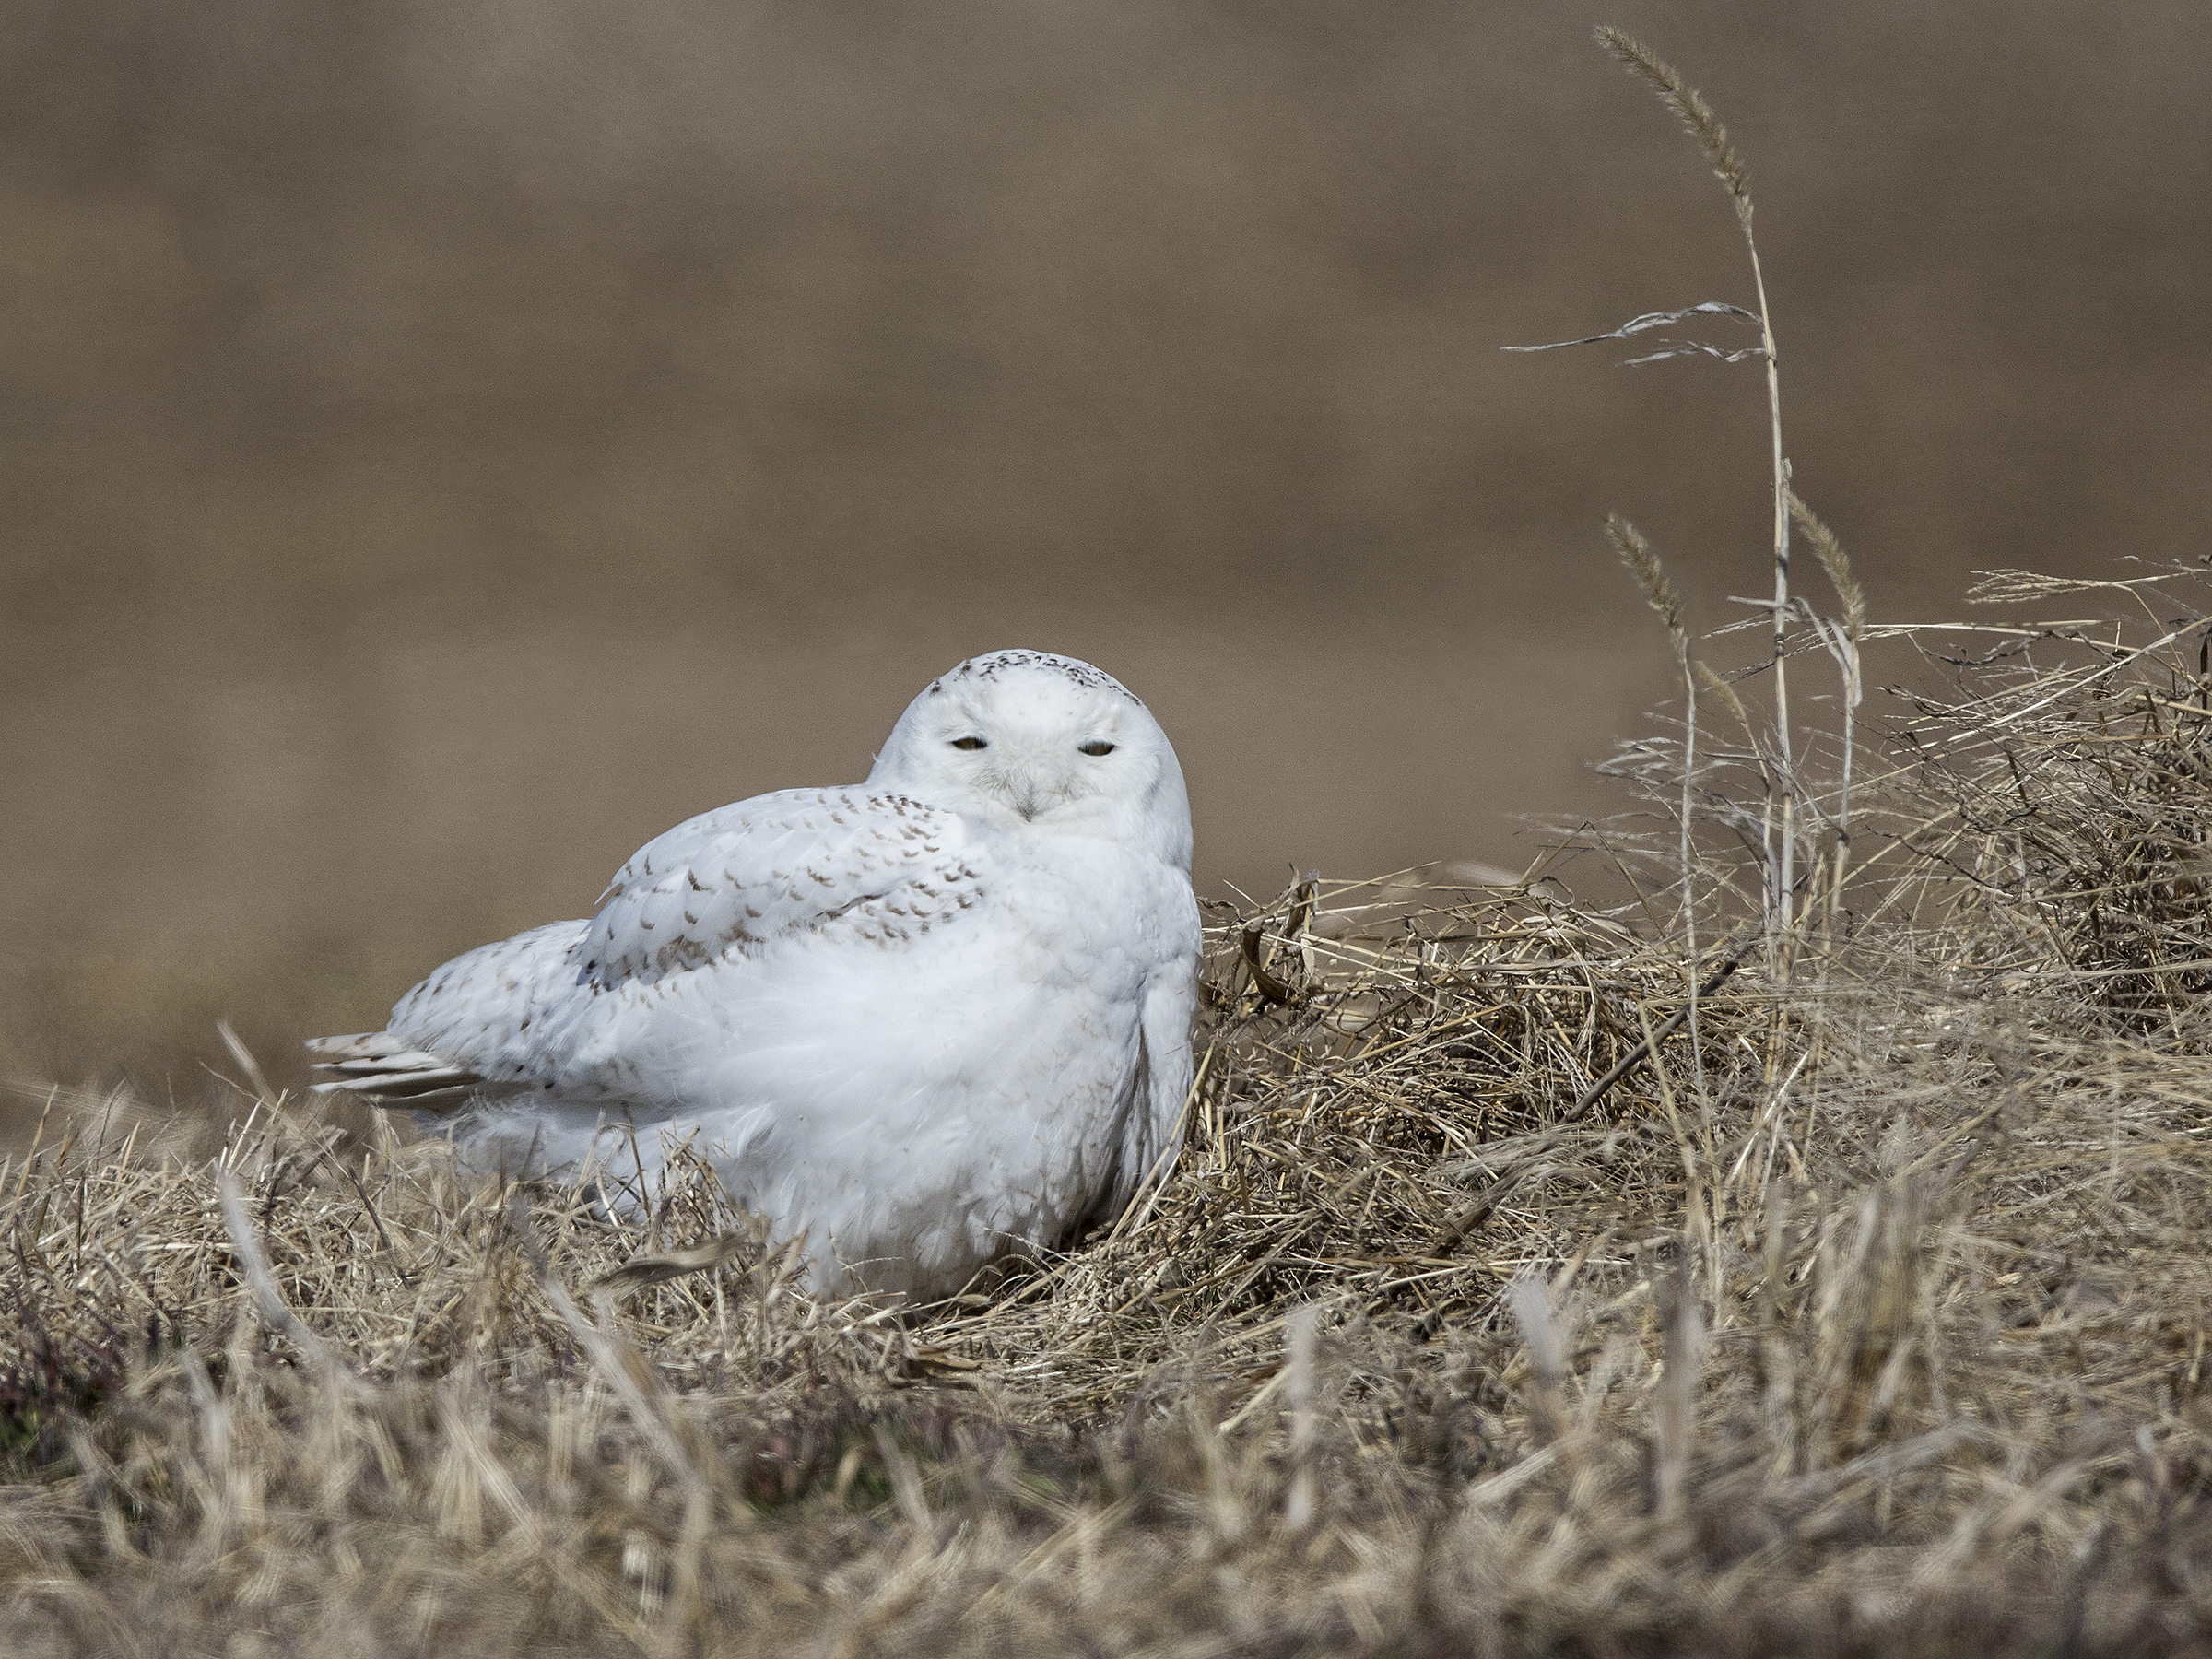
[867,650,1193,871]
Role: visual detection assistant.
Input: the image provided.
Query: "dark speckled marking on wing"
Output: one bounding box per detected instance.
[586,789,984,992]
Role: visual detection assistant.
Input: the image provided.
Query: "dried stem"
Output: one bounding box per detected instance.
[1600,26,1795,958]
[1607,512,1708,1094]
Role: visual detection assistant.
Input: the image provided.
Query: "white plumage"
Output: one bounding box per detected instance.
[307,650,1201,1300]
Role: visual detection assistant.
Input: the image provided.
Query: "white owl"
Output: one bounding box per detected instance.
[305,650,1201,1300]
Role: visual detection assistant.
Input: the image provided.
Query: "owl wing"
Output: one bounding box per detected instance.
[581,787,985,991]
[1100,889,1202,1219]
[308,788,987,1105]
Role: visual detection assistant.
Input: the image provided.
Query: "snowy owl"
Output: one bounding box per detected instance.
[305,650,1201,1301]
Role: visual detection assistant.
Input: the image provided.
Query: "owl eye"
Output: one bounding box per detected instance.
[1078,740,1116,757]
[951,735,988,750]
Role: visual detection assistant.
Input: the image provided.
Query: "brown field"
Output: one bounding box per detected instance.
[6,7,2212,1653]
[2,0,2208,1105]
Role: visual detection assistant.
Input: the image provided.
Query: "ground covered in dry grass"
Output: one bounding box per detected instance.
[10,573,2212,1656]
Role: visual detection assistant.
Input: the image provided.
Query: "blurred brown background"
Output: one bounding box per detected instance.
[3,0,2207,1105]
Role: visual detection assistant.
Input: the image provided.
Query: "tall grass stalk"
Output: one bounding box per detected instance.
[1597,27,1797,959]
[1606,513,1707,1100]
[1789,487,1867,928]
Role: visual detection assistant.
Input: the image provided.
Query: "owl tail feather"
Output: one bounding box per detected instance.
[303,1030,485,1112]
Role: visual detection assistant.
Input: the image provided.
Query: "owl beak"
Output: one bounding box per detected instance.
[1004,761,1059,822]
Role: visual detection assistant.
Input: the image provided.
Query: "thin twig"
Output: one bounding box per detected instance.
[1563,937,1756,1120]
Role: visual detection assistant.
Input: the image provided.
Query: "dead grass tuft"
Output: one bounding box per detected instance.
[10,601,2212,1653]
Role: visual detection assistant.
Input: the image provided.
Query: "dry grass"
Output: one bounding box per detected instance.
[10,594,2212,1654]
